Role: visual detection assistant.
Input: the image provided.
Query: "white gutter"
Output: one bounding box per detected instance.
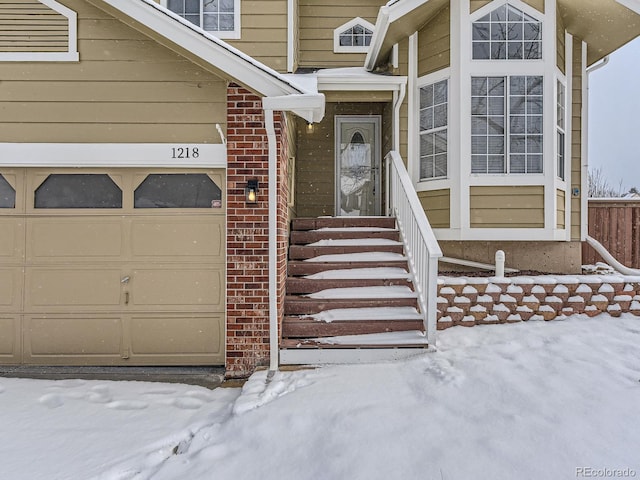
[393,82,406,152]
[263,109,279,373]
[586,236,640,275]
[262,95,325,373]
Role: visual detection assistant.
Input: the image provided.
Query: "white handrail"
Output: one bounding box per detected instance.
[385,151,442,345]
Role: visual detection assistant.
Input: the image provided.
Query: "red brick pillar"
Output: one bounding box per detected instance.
[225,84,290,378]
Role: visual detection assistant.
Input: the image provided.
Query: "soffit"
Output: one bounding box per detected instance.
[559,0,640,65]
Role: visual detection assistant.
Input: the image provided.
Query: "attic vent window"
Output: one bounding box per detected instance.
[472,4,542,60]
[334,17,375,53]
[166,0,240,39]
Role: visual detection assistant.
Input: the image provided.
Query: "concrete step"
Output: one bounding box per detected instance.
[290,229,400,245]
[291,217,396,231]
[286,277,413,294]
[289,244,404,260]
[282,316,424,337]
[288,260,410,276]
[284,296,419,315]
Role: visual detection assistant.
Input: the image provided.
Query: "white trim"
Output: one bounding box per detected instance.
[159,0,241,39]
[434,227,568,242]
[470,0,544,22]
[334,17,376,54]
[581,40,589,241]
[0,0,78,62]
[408,32,419,185]
[564,31,573,240]
[543,0,556,235]
[287,0,296,72]
[0,143,227,168]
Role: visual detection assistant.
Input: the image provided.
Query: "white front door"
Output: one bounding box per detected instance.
[335,116,381,216]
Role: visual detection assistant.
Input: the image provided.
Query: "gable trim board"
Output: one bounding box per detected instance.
[0,144,227,168]
[0,0,79,62]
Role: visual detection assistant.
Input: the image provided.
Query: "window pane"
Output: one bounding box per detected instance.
[219,14,234,30]
[434,105,447,128]
[507,6,523,21]
[185,0,200,13]
[434,81,448,104]
[527,136,543,153]
[491,5,506,21]
[507,22,523,40]
[491,22,506,41]
[524,22,542,41]
[508,41,523,59]
[472,77,488,96]
[471,155,486,174]
[434,130,447,154]
[434,154,447,177]
[527,115,543,134]
[527,76,544,95]
[473,23,490,40]
[488,97,504,115]
[168,0,184,14]
[472,97,487,115]
[34,174,122,209]
[510,155,526,173]
[487,117,504,135]
[0,174,16,208]
[488,136,504,154]
[472,117,488,135]
[420,158,434,180]
[472,136,488,154]
[473,43,490,59]
[134,174,222,208]
[510,135,526,153]
[420,85,434,108]
[203,15,219,30]
[420,134,435,156]
[488,156,506,173]
[510,115,526,133]
[420,107,434,131]
[488,77,505,95]
[527,155,543,173]
[491,42,506,59]
[524,42,541,59]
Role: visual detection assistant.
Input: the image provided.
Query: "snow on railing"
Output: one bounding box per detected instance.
[385,151,443,345]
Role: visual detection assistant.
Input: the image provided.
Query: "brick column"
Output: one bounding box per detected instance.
[226,84,290,378]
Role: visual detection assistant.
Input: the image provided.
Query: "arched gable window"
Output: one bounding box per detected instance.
[472,3,542,60]
[334,17,375,53]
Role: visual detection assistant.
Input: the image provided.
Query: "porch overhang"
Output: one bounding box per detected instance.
[365,0,640,71]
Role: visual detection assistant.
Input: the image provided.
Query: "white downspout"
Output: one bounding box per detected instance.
[264,108,279,374]
[393,82,406,153]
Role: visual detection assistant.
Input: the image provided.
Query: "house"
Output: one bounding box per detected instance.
[1,0,639,377]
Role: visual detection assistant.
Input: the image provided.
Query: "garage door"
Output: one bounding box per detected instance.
[0,168,225,365]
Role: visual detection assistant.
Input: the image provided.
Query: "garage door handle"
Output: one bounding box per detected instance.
[124,292,130,305]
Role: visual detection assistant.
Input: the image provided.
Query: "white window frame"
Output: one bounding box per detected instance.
[556,78,566,180]
[0,0,78,62]
[418,79,449,181]
[333,17,375,53]
[161,0,241,39]
[470,74,544,175]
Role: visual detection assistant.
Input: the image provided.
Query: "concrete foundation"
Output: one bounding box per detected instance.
[438,241,583,274]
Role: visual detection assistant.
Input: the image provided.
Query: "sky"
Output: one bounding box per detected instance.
[589,37,640,192]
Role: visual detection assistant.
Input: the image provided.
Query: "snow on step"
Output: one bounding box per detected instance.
[307,306,422,323]
[307,285,417,299]
[307,239,403,247]
[315,330,428,346]
[305,251,407,263]
[314,227,396,232]
[304,267,411,280]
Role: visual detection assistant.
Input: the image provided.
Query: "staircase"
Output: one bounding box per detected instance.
[280,217,430,364]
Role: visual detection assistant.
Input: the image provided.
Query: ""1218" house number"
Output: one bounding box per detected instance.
[171,147,200,159]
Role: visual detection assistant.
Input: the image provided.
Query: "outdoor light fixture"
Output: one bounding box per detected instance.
[306,122,315,134]
[246,179,259,204]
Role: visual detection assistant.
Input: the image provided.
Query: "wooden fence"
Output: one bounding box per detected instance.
[582,199,640,269]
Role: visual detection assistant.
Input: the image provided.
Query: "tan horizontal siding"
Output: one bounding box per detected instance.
[571,37,583,240]
[228,0,288,72]
[470,186,545,228]
[418,189,450,228]
[298,0,381,69]
[0,0,226,144]
[0,0,68,52]
[418,5,450,77]
[557,189,566,229]
[471,0,543,14]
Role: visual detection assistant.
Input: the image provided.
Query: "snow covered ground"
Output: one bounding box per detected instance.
[1,314,639,480]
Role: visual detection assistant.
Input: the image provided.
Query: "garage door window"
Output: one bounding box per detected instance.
[134,174,222,208]
[0,174,15,208]
[34,174,123,209]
